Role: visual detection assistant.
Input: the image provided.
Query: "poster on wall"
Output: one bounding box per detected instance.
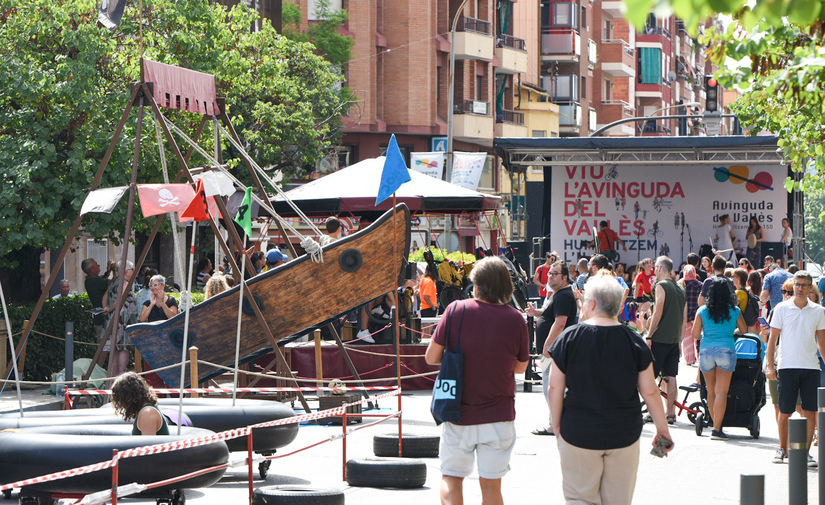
[549,163,789,265]
[410,152,445,180]
[451,152,486,190]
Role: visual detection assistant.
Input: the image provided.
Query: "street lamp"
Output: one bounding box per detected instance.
[446,0,469,183]
[590,101,700,137]
[640,101,699,135]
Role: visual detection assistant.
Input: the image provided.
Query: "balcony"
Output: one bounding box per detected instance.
[558,101,582,133]
[600,39,635,77]
[602,0,623,17]
[453,99,494,142]
[636,25,668,49]
[454,16,495,60]
[600,100,635,124]
[541,28,581,62]
[495,34,528,74]
[494,109,528,137]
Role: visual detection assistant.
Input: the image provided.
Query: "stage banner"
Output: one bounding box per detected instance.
[549,164,789,264]
[411,152,445,180]
[451,152,486,190]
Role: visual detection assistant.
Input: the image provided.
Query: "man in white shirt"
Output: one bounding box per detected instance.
[714,214,736,262]
[766,271,825,466]
[51,279,73,300]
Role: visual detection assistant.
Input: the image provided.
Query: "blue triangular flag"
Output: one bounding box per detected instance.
[375,134,412,205]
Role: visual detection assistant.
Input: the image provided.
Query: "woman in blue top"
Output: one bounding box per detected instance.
[692,278,746,440]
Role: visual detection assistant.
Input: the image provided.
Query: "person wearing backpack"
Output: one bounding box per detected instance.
[733,268,761,333]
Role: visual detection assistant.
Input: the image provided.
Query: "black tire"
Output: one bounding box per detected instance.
[252,486,344,505]
[259,459,272,479]
[373,433,440,458]
[171,490,185,505]
[687,401,705,426]
[695,413,704,436]
[346,458,427,489]
[750,416,760,439]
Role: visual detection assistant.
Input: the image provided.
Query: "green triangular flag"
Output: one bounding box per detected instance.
[234,187,253,237]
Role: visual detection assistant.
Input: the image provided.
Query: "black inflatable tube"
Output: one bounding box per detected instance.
[0,426,227,493]
[0,398,298,453]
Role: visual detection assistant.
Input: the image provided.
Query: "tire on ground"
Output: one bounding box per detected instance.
[251,486,344,505]
[373,433,440,458]
[346,458,427,489]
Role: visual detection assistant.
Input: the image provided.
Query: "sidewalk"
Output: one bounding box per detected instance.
[0,383,64,414]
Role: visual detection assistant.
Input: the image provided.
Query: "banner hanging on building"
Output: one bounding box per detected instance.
[410,152,445,180]
[451,152,486,190]
[549,163,789,263]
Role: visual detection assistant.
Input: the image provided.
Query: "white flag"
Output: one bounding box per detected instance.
[450,152,487,190]
[80,186,128,216]
[410,152,445,180]
[196,171,235,197]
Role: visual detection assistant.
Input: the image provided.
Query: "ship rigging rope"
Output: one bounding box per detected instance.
[157,112,327,263]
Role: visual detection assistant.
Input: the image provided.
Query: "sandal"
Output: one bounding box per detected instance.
[667,414,677,425]
[531,427,555,436]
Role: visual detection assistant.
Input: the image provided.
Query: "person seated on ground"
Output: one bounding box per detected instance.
[112,372,169,436]
[139,274,179,322]
[204,274,230,299]
[195,258,213,288]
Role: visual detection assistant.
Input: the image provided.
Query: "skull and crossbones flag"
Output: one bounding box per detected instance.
[136,184,196,218]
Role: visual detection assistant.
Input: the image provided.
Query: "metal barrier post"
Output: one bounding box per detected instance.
[342,410,348,481]
[111,449,119,505]
[789,417,807,505]
[398,386,403,457]
[247,431,254,505]
[740,474,764,505]
[64,321,73,397]
[314,329,323,387]
[819,387,825,505]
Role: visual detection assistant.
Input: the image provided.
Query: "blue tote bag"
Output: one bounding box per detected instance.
[430,303,466,425]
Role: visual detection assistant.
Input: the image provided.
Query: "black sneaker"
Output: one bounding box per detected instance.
[711,429,729,440]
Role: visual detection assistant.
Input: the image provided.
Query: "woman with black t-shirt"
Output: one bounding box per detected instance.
[549,273,673,505]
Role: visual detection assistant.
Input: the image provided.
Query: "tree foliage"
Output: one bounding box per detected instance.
[621,0,824,188]
[0,0,349,271]
[282,0,353,67]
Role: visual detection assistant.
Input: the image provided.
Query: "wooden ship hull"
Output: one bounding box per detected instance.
[127,204,411,387]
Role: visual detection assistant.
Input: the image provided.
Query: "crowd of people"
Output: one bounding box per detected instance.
[425,235,824,505]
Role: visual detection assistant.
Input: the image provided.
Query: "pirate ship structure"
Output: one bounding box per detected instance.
[6,59,410,412]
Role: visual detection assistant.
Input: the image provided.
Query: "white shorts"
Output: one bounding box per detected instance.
[439,421,516,480]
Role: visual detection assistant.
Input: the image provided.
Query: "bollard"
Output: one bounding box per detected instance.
[740,474,764,505]
[788,417,807,505]
[314,329,323,387]
[189,346,199,398]
[820,388,825,505]
[64,321,74,393]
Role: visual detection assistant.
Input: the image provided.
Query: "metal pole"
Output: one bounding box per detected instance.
[819,387,825,504]
[740,474,764,505]
[64,321,74,396]
[445,0,468,254]
[788,417,807,505]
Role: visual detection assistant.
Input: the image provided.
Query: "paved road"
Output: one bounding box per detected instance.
[1,363,822,505]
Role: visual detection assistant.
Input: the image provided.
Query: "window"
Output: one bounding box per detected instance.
[543,1,578,28]
[532,130,547,137]
[581,6,587,29]
[581,76,587,99]
[603,78,613,101]
[477,155,495,191]
[553,74,579,101]
[603,18,612,39]
[308,0,342,20]
[87,239,108,273]
[477,75,484,102]
[639,47,662,84]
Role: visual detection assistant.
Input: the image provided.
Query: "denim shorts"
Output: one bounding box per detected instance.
[699,346,736,373]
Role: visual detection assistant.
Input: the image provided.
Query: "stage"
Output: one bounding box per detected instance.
[285,341,438,391]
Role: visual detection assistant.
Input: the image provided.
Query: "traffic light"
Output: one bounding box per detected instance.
[704,76,719,113]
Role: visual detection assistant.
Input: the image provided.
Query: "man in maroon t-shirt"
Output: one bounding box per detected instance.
[426,257,529,505]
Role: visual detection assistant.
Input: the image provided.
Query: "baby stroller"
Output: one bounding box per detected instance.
[695,333,766,438]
